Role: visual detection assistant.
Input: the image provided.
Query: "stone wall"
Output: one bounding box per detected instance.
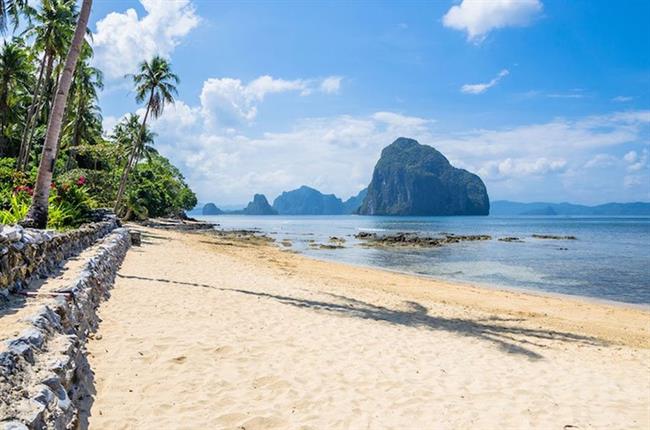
[0,227,131,429]
[0,217,119,298]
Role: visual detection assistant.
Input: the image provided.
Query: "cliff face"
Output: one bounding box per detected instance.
[273,186,345,215]
[202,203,222,215]
[241,194,277,215]
[358,137,489,216]
[343,188,368,214]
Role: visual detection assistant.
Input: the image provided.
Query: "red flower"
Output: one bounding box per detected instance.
[76,176,86,186]
[14,185,33,195]
[50,182,56,189]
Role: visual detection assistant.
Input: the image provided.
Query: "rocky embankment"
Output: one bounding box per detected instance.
[0,217,131,429]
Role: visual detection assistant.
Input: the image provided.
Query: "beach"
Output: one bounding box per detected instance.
[85,226,650,429]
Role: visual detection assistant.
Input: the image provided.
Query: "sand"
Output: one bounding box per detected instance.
[85,227,650,429]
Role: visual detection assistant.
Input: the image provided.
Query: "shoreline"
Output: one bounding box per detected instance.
[85,225,650,428]
[297,251,650,312]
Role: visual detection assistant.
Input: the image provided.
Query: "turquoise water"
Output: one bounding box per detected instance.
[196,215,650,305]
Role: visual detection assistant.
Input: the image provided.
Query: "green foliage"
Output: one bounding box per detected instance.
[0,3,196,228]
[125,153,196,219]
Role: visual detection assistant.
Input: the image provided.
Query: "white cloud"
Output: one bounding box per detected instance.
[131,73,650,205]
[320,76,343,94]
[199,75,343,128]
[612,96,634,102]
[584,154,617,169]
[624,149,649,172]
[92,0,200,79]
[443,0,543,42]
[461,69,509,94]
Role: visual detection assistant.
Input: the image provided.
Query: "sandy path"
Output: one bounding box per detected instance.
[86,227,650,429]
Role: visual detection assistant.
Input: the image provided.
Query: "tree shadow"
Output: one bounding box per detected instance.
[118,274,607,360]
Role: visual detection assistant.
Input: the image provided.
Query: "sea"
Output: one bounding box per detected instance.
[195,215,650,305]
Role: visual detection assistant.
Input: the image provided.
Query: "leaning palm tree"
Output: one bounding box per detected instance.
[114,55,178,213]
[17,0,77,170]
[21,0,92,228]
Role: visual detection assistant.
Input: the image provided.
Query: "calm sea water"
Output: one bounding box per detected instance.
[195,215,650,305]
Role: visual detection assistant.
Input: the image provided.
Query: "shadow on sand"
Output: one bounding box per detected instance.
[117,274,606,360]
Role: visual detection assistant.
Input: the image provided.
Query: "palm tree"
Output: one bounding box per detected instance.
[62,49,103,168]
[0,0,26,33]
[114,55,178,213]
[0,39,32,156]
[17,0,77,170]
[112,114,156,171]
[21,0,92,228]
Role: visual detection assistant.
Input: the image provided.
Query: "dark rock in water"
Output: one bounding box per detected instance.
[202,203,222,215]
[240,194,277,215]
[342,188,368,214]
[358,137,489,216]
[273,186,345,215]
[354,231,491,247]
[532,234,577,240]
[498,236,524,242]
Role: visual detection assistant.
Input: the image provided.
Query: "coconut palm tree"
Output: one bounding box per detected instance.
[114,55,178,213]
[61,49,103,168]
[17,0,77,170]
[0,39,32,156]
[21,0,92,228]
[0,0,27,33]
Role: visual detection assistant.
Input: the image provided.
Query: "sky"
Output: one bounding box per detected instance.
[88,0,649,206]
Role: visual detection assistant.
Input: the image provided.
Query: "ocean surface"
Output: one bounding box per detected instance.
[195,215,650,305]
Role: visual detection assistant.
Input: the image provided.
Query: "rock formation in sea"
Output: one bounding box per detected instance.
[272,186,368,215]
[358,137,489,216]
[240,194,277,215]
[273,186,345,215]
[202,203,222,215]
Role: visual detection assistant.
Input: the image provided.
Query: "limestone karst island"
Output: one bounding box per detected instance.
[1,1,649,429]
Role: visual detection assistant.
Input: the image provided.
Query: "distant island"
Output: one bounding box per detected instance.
[272,186,367,215]
[358,137,489,216]
[491,201,650,216]
[195,137,648,218]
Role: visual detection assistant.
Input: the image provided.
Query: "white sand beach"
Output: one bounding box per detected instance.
[85,227,650,429]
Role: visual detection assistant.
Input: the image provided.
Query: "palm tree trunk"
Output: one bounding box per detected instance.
[21,0,93,229]
[114,94,152,213]
[17,52,47,170]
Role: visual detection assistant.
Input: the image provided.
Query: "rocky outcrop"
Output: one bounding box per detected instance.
[273,186,345,215]
[238,194,277,215]
[202,203,222,215]
[0,226,130,429]
[358,138,490,216]
[354,231,491,247]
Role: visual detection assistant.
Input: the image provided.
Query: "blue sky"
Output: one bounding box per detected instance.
[87,0,649,205]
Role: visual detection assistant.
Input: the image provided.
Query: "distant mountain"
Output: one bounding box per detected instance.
[232,194,277,215]
[202,203,222,215]
[272,185,368,215]
[491,201,650,216]
[273,186,345,215]
[358,137,489,216]
[343,188,368,214]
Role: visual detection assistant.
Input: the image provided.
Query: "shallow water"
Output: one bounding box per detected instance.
[195,215,650,305]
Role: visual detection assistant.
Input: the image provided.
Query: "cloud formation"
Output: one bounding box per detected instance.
[140,74,649,205]
[461,69,509,94]
[443,0,543,42]
[92,0,200,79]
[199,75,343,128]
